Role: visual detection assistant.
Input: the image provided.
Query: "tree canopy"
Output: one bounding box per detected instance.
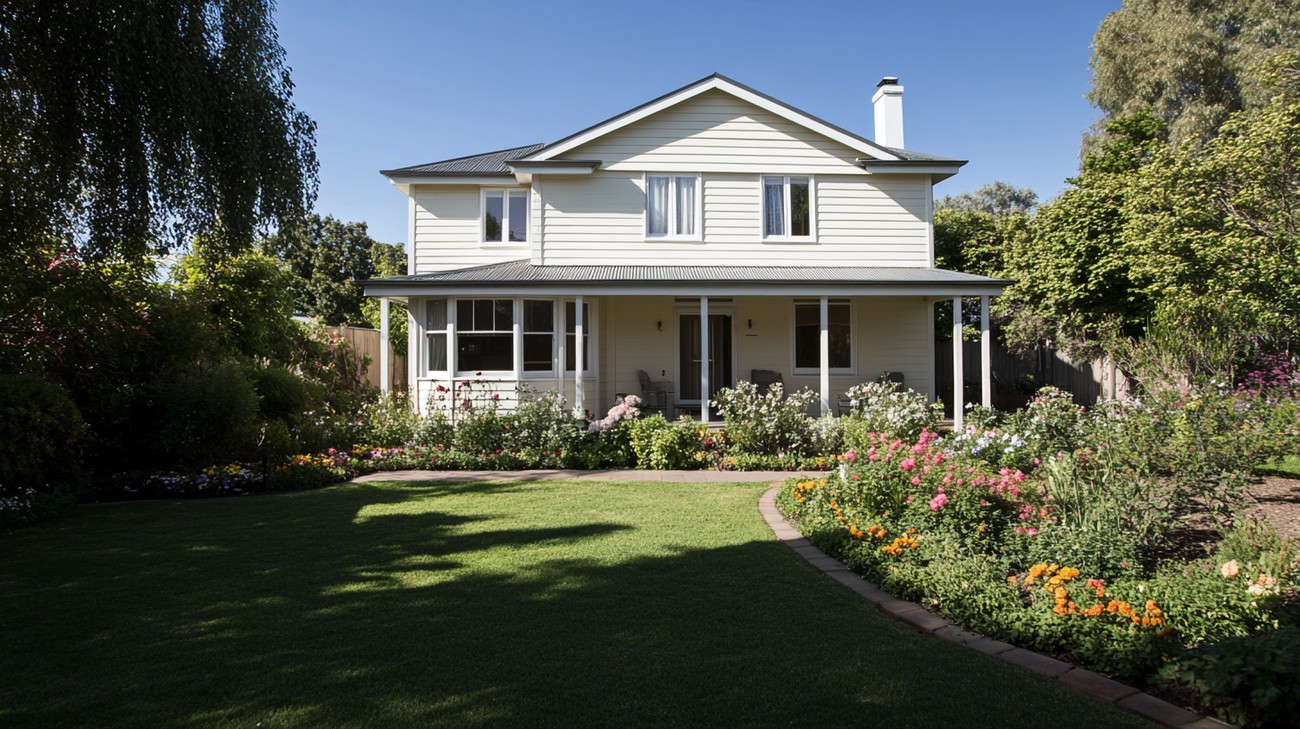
[1089,0,1300,146]
[260,214,386,327]
[0,0,317,262]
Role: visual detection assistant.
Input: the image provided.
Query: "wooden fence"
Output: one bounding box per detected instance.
[935,339,1132,411]
[326,324,408,392]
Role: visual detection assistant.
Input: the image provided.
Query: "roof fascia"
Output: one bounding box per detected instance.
[363,283,1007,298]
[521,74,903,163]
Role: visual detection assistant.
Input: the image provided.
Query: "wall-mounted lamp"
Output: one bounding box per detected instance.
[656,320,663,331]
[747,319,753,330]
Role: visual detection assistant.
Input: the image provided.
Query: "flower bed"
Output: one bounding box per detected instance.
[778,386,1300,728]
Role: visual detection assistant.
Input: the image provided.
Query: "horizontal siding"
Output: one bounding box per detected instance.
[412,185,532,273]
[538,172,930,267]
[567,89,869,174]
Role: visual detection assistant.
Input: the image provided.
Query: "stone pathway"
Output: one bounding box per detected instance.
[756,485,1234,729]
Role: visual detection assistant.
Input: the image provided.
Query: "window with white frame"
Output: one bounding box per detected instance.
[522,300,554,373]
[763,176,812,239]
[793,300,851,371]
[645,174,699,238]
[483,189,529,244]
[564,301,591,372]
[425,299,448,373]
[456,299,514,372]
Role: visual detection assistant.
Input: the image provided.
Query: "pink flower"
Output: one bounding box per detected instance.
[1220,560,1240,578]
[928,493,948,511]
[900,457,916,472]
[845,450,857,463]
[911,476,921,486]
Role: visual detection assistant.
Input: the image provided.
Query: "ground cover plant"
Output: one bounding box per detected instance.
[779,382,1300,727]
[0,478,1154,729]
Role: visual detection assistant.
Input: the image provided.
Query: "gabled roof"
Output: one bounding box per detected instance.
[517,73,909,163]
[380,74,964,179]
[380,143,545,176]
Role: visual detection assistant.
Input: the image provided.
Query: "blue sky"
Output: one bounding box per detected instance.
[275,0,1121,245]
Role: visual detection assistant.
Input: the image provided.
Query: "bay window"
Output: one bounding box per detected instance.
[456,299,514,371]
[425,299,448,372]
[763,175,813,239]
[522,300,554,373]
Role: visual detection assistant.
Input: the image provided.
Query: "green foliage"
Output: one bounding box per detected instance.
[0,375,87,525]
[711,381,817,456]
[0,0,317,262]
[261,214,380,326]
[1089,0,1300,146]
[172,242,300,361]
[412,411,455,451]
[840,380,943,445]
[360,240,409,355]
[627,416,710,470]
[1162,626,1300,728]
[356,394,420,448]
[145,361,260,469]
[937,181,1038,218]
[506,391,584,456]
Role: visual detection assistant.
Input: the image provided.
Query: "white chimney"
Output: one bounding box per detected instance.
[872,76,904,149]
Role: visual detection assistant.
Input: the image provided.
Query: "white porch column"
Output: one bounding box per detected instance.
[952,297,964,429]
[819,296,830,416]
[980,295,991,408]
[379,297,390,393]
[700,296,710,423]
[574,295,585,417]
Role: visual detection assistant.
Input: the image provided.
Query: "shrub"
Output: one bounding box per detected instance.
[840,380,942,444]
[412,410,455,450]
[0,375,87,496]
[357,393,420,447]
[1160,627,1300,728]
[711,381,817,456]
[507,390,584,456]
[629,415,671,469]
[808,415,844,458]
[646,421,713,470]
[1002,386,1085,459]
[454,409,511,457]
[145,361,260,468]
[250,364,308,422]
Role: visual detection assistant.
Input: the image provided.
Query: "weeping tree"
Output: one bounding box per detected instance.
[0,0,318,264]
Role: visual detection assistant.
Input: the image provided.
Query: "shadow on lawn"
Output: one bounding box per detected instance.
[0,481,1150,729]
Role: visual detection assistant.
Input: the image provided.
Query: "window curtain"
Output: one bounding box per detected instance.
[647,176,669,236]
[675,176,695,235]
[764,179,785,237]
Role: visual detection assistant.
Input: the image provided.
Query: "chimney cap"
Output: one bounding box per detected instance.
[877,76,900,88]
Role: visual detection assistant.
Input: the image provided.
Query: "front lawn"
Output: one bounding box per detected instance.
[0,480,1150,728]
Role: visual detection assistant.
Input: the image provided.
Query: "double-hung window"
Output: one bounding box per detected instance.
[522,300,554,373]
[793,300,851,371]
[456,299,514,372]
[483,189,529,244]
[763,176,813,239]
[645,174,699,238]
[564,301,590,372]
[425,299,448,373]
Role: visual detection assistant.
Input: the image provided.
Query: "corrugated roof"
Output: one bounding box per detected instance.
[363,259,1008,287]
[878,146,957,162]
[381,143,546,176]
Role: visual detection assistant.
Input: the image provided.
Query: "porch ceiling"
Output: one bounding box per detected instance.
[362,259,1009,298]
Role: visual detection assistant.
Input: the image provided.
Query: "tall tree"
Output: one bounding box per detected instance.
[937,181,1038,219]
[1089,0,1300,146]
[261,214,379,326]
[0,0,317,262]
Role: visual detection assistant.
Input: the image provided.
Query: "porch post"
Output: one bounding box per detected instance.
[819,296,830,416]
[379,297,390,393]
[574,295,585,417]
[952,297,964,429]
[700,296,710,423]
[980,295,992,408]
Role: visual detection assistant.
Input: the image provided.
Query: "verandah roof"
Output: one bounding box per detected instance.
[361,259,1008,298]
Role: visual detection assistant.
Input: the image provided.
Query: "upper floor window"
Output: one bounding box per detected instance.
[763,176,813,239]
[483,189,528,244]
[646,174,700,239]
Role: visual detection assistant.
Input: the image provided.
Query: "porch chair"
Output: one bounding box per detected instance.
[636,369,675,420]
[750,369,784,397]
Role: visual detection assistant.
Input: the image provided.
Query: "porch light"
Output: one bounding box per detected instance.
[656,320,663,331]
[747,319,753,329]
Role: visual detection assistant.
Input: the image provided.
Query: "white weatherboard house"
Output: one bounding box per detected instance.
[364,74,1006,427]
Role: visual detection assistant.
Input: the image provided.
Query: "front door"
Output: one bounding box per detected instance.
[679,313,733,402]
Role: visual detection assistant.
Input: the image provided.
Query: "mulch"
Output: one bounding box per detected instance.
[1245,476,1300,542]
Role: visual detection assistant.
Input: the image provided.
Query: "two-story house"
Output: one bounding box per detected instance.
[363,74,1006,427]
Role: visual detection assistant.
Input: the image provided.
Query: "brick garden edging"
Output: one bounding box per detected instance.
[758,485,1235,729]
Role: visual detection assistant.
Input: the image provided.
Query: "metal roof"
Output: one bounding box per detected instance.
[363,259,1008,288]
[381,143,546,176]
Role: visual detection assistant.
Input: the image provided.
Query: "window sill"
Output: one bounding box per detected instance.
[762,237,818,244]
[479,243,530,249]
[643,236,703,244]
[792,368,856,376]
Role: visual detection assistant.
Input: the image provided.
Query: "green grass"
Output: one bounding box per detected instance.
[0,480,1154,728]
[1258,454,1300,478]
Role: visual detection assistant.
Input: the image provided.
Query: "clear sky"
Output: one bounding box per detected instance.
[274,0,1122,245]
